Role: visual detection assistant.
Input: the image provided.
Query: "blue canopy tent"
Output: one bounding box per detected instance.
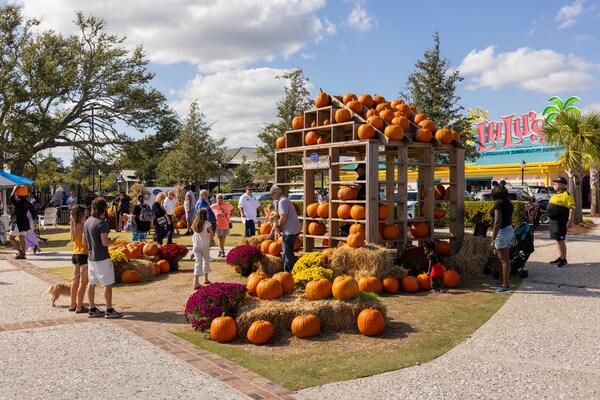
[0,170,35,215]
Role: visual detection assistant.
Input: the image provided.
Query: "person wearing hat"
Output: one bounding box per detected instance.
[546,177,575,268]
[8,185,37,259]
[269,186,301,272]
[354,163,366,201]
[238,186,261,237]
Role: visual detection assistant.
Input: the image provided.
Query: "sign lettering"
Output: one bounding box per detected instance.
[475,111,546,152]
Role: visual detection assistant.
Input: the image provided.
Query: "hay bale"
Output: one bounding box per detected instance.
[236,295,387,336]
[140,255,160,263]
[330,243,401,279]
[445,235,497,278]
[125,259,156,282]
[258,254,283,276]
[240,235,267,248]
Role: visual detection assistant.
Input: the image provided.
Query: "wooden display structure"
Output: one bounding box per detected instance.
[275,97,465,254]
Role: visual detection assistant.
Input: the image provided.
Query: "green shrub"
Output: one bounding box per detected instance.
[464,201,526,227]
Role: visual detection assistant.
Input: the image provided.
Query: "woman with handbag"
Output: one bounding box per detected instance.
[210,194,234,258]
[123,194,153,242]
[152,192,169,245]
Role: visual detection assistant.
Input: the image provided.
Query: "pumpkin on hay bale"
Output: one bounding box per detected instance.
[125,259,157,282]
[258,254,284,276]
[444,235,497,278]
[240,234,268,249]
[330,243,405,280]
[235,294,387,336]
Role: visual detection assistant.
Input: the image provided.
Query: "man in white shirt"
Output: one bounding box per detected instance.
[238,186,261,237]
[66,191,77,210]
[183,185,196,235]
[163,190,176,243]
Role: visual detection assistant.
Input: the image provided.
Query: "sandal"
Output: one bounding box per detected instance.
[204,280,212,285]
[68,307,77,312]
[193,285,202,290]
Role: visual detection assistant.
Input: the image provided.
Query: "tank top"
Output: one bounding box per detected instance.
[72,227,89,255]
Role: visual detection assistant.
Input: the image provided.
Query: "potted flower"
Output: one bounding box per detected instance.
[158,243,189,271]
[225,244,263,277]
[184,282,247,332]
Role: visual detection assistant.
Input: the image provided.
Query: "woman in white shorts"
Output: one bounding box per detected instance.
[490,184,515,294]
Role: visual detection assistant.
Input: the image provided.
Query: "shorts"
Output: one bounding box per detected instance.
[215,228,230,236]
[8,227,27,237]
[549,219,567,241]
[185,209,195,223]
[88,258,115,286]
[495,225,515,249]
[72,254,89,265]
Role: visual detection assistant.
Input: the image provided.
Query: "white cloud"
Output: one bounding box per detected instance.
[457,46,599,94]
[556,0,585,29]
[582,103,600,113]
[575,34,594,46]
[346,1,375,31]
[20,0,335,72]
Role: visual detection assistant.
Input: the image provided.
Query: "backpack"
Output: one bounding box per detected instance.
[139,204,154,222]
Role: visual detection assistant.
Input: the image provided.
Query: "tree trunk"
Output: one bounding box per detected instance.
[10,159,27,177]
[566,165,583,224]
[590,164,600,215]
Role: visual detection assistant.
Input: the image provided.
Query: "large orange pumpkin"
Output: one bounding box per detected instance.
[337,204,352,219]
[260,239,274,254]
[367,115,384,130]
[332,275,359,300]
[292,116,304,130]
[335,108,351,123]
[157,259,170,274]
[272,272,295,294]
[349,223,365,235]
[372,94,386,105]
[256,278,284,300]
[305,278,332,300]
[384,125,404,141]
[401,276,420,293]
[127,246,142,260]
[317,202,329,219]
[415,128,432,143]
[357,123,375,139]
[343,93,357,103]
[119,247,131,260]
[357,308,385,336]
[390,99,404,108]
[365,109,378,118]
[417,273,432,291]
[143,242,159,256]
[260,222,273,235]
[347,232,365,248]
[410,222,429,238]
[315,89,330,108]
[210,316,237,343]
[337,186,357,201]
[392,115,410,131]
[358,94,374,109]
[434,184,446,200]
[413,113,427,124]
[379,109,395,123]
[350,205,365,220]
[378,204,389,220]
[306,202,319,218]
[246,272,267,296]
[435,128,453,144]
[308,222,327,236]
[275,136,286,149]
[435,240,452,257]
[305,130,319,145]
[358,276,382,294]
[121,270,141,284]
[382,224,400,240]
[268,241,282,256]
[346,100,362,114]
[396,103,411,118]
[247,320,274,345]
[376,102,391,113]
[15,185,28,197]
[291,314,321,339]
[434,209,446,219]
[444,270,460,288]
[418,119,437,132]
[382,277,399,294]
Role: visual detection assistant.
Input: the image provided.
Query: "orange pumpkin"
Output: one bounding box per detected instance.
[143,242,159,256]
[367,115,384,130]
[256,278,283,300]
[332,275,359,300]
[357,123,375,139]
[317,134,330,144]
[379,109,395,123]
[294,236,302,251]
[335,108,351,123]
[392,115,410,131]
[127,246,142,260]
[358,276,382,294]
[378,204,389,220]
[346,100,362,114]
[372,94,386,105]
[305,278,332,300]
[247,320,274,345]
[15,185,28,197]
[382,224,400,240]
[413,113,427,124]
[176,221,186,229]
[291,314,321,339]
[119,247,131,260]
[157,259,170,274]
[260,239,274,254]
[323,118,330,125]
[317,202,329,219]
[384,125,404,141]
[246,272,267,296]
[308,222,327,236]
[365,109,378,119]
[272,271,295,294]
[315,89,330,108]
[210,316,237,343]
[349,205,365,220]
[435,128,453,144]
[260,222,273,235]
[358,94,374,109]
[376,102,391,113]
[396,103,411,118]
[306,202,319,218]
[275,136,286,149]
[268,241,282,256]
[349,223,365,235]
[153,263,160,276]
[444,270,460,288]
[435,240,452,257]
[357,308,385,336]
[434,209,446,219]
[382,277,399,294]
[417,273,432,291]
[343,93,357,103]
[415,128,432,143]
[434,184,446,200]
[410,222,429,238]
[390,99,404,108]
[418,119,437,132]
[305,130,319,145]
[337,204,352,219]
[121,270,141,284]
[401,276,420,293]
[337,186,357,201]
[292,116,304,130]
[347,232,365,248]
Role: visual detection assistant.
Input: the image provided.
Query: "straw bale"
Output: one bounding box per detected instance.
[140,255,160,263]
[330,243,400,279]
[236,294,387,336]
[445,235,497,278]
[240,235,267,248]
[258,255,283,277]
[125,259,156,282]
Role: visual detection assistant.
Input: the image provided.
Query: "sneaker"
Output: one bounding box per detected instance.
[439,289,447,293]
[208,257,216,262]
[15,252,26,260]
[558,259,568,268]
[494,286,512,294]
[184,231,192,236]
[75,306,89,314]
[549,257,562,264]
[105,308,124,319]
[429,289,436,293]
[88,307,105,318]
[490,282,503,289]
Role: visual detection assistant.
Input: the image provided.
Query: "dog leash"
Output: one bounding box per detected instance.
[68,266,88,283]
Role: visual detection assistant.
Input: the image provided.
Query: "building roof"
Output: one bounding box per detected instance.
[470,146,563,167]
[224,147,260,165]
[116,170,140,183]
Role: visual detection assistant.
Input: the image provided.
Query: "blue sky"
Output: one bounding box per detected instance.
[18,0,600,162]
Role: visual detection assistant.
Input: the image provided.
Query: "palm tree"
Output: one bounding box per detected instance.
[543,111,600,223]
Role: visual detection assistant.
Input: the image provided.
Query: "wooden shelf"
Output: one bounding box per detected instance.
[277,165,303,170]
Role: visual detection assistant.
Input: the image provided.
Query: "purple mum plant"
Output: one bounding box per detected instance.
[184,282,247,332]
[225,244,263,267]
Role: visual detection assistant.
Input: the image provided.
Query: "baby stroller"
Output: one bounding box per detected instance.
[508,222,535,278]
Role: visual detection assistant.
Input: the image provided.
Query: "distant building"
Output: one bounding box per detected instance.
[207,147,263,191]
[115,170,140,192]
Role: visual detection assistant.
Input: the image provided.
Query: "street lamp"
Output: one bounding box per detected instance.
[98,170,103,193]
[520,160,526,187]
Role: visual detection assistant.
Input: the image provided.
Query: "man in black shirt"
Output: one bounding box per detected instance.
[8,186,36,259]
[354,163,366,200]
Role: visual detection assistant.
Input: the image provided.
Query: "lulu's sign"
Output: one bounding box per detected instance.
[475,111,545,152]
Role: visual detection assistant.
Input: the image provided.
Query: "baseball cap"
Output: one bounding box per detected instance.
[269,186,282,194]
[355,163,366,171]
[553,177,568,185]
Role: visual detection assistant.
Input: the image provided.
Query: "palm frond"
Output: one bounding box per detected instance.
[563,96,581,109]
[548,96,563,109]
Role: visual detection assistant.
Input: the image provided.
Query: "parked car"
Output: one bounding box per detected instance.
[528,185,556,202]
[288,193,304,201]
[221,193,242,201]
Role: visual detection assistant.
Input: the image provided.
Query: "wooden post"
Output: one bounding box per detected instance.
[366,142,379,243]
